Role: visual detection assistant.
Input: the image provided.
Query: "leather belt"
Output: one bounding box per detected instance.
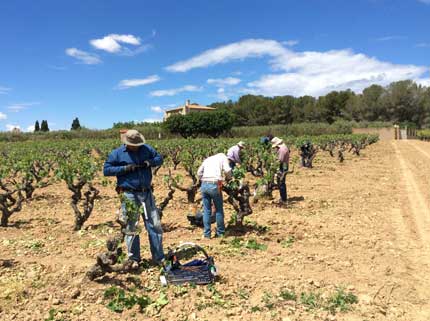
[201,180,219,184]
[116,186,151,193]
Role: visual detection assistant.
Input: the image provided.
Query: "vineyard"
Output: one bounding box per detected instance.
[0,134,378,230]
[7,133,430,321]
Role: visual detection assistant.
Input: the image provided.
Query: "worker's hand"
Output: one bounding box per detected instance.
[124,164,139,172]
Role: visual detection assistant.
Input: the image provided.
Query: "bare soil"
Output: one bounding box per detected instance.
[1,140,430,321]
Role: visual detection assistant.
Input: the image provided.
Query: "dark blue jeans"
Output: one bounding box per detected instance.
[121,191,164,263]
[277,165,288,202]
[278,174,287,201]
[201,182,225,237]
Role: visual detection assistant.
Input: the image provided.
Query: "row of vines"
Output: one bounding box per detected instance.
[0,134,378,230]
[417,129,430,141]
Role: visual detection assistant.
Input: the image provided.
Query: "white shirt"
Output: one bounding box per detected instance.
[197,153,232,181]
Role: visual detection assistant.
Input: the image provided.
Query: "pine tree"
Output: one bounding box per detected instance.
[71,117,81,130]
[34,120,40,132]
[40,120,49,132]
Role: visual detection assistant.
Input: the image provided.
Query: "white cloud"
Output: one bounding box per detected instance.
[0,86,11,94]
[65,48,101,65]
[216,87,229,101]
[207,77,241,87]
[0,112,7,120]
[167,38,430,97]
[7,102,40,112]
[90,34,141,53]
[248,48,427,96]
[26,125,35,132]
[283,40,299,46]
[375,35,406,42]
[5,124,20,131]
[166,39,291,72]
[150,85,202,97]
[117,75,160,89]
[150,106,163,113]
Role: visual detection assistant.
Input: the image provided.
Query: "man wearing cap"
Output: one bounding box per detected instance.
[260,134,274,147]
[103,129,164,266]
[227,141,245,169]
[197,153,232,239]
[271,137,290,206]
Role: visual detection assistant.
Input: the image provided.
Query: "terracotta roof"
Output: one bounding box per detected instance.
[187,105,216,110]
[165,104,216,113]
[164,107,184,113]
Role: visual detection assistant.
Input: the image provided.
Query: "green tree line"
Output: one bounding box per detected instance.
[211,80,430,128]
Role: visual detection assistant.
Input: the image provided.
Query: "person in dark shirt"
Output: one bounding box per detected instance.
[260,134,274,146]
[271,137,290,206]
[104,129,164,266]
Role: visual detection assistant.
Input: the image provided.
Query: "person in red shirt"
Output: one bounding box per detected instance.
[271,137,290,205]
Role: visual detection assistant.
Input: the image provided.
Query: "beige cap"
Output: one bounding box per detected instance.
[238,141,245,148]
[122,129,146,146]
[271,137,283,148]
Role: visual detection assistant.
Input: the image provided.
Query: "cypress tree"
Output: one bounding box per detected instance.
[71,117,81,130]
[40,120,49,132]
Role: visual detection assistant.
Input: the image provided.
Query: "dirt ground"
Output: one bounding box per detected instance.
[1,140,430,321]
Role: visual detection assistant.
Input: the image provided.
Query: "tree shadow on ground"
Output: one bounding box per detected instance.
[94,264,154,286]
[8,217,60,229]
[32,194,62,202]
[225,223,270,237]
[287,196,305,205]
[162,223,179,233]
[86,221,116,230]
[8,219,33,228]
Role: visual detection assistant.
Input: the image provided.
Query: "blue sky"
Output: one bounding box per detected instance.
[1,0,430,131]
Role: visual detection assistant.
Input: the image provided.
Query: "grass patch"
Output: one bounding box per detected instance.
[300,291,323,310]
[237,288,249,300]
[25,240,44,251]
[261,292,275,310]
[227,237,267,251]
[279,289,297,301]
[281,236,295,248]
[245,239,267,251]
[244,219,271,233]
[44,308,56,321]
[326,287,358,314]
[103,286,168,314]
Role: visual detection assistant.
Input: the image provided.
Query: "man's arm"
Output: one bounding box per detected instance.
[234,147,241,165]
[197,163,204,180]
[103,150,127,176]
[144,145,163,167]
[222,157,232,180]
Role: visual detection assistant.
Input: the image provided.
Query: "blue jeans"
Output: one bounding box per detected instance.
[277,164,288,202]
[121,191,164,263]
[201,182,225,237]
[278,174,287,201]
